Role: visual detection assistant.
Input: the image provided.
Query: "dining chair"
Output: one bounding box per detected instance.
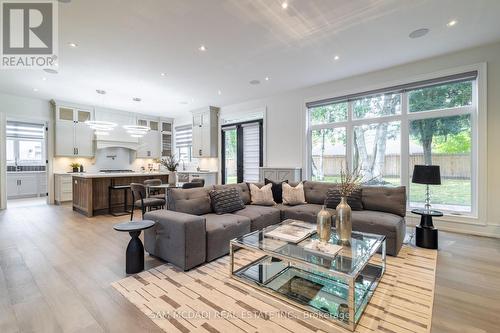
[143,178,165,199]
[130,183,165,220]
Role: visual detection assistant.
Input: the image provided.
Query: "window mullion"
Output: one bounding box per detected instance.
[401,92,410,209]
[347,101,353,168]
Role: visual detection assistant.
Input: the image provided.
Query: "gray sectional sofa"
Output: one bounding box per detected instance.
[144,181,406,270]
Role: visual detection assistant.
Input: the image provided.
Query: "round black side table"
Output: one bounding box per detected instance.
[411,209,442,249]
[113,220,155,274]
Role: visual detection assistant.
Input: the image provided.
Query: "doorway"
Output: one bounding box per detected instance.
[221,120,263,184]
[5,120,48,206]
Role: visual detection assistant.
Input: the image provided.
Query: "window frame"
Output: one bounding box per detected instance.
[305,65,485,219]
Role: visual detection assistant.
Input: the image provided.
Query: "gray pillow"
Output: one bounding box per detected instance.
[209,188,245,214]
[324,188,363,211]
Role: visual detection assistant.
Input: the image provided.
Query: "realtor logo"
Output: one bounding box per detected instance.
[1,0,58,69]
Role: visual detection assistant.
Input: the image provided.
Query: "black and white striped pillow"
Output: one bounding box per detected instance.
[209,188,245,214]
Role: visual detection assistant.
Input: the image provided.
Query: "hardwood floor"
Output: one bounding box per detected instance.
[0,203,499,332]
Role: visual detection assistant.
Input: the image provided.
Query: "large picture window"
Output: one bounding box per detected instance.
[307,71,478,215]
[6,121,45,166]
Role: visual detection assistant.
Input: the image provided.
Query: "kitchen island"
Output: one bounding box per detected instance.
[71,172,169,217]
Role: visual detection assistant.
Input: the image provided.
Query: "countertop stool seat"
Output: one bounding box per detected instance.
[113,220,155,274]
[108,184,132,216]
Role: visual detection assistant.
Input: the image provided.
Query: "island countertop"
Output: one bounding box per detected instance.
[55,171,170,178]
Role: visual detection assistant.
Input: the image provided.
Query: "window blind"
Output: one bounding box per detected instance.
[6,121,45,139]
[174,124,192,147]
[242,123,260,183]
[306,70,478,109]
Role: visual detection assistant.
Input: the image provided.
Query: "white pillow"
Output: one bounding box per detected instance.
[249,183,276,206]
[282,182,306,206]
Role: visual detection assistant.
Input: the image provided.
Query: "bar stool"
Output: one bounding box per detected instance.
[108,183,132,216]
[130,183,166,220]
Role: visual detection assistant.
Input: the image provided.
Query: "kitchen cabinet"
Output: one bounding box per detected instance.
[160,120,173,157]
[259,167,302,183]
[55,174,73,204]
[191,106,219,158]
[136,117,161,158]
[54,104,94,157]
[7,172,47,199]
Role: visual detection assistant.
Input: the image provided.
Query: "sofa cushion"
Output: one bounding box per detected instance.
[249,183,276,206]
[302,181,336,204]
[213,183,251,205]
[204,213,251,261]
[233,205,281,231]
[324,188,363,211]
[361,186,406,217]
[279,203,325,223]
[351,210,406,256]
[282,182,306,206]
[167,187,212,215]
[209,188,245,214]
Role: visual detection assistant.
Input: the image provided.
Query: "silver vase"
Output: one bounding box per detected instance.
[316,205,332,242]
[336,197,352,245]
[168,171,177,185]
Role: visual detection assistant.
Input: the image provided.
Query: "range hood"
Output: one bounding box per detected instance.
[96,139,138,151]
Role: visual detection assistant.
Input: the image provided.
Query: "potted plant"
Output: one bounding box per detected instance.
[161,155,179,185]
[70,162,80,173]
[336,164,364,245]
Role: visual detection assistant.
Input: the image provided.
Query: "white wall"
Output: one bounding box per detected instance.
[178,41,500,237]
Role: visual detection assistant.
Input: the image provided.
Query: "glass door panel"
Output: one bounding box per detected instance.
[223,128,238,184]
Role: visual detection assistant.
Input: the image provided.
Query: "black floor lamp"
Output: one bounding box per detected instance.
[411,165,442,249]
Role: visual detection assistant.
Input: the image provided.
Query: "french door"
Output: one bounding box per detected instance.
[221,120,263,184]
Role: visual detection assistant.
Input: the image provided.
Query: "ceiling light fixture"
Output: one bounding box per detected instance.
[133,97,142,102]
[96,89,106,95]
[217,90,222,95]
[85,121,117,131]
[68,42,78,48]
[94,131,110,136]
[409,28,429,39]
[130,134,144,138]
[265,76,270,81]
[160,72,167,77]
[42,77,47,81]
[180,101,189,105]
[447,20,457,27]
[334,55,340,61]
[281,2,288,9]
[249,79,260,85]
[33,88,39,92]
[199,45,207,51]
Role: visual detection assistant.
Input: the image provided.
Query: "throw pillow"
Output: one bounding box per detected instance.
[282,182,307,206]
[209,188,245,214]
[324,188,363,211]
[249,183,276,206]
[264,178,288,203]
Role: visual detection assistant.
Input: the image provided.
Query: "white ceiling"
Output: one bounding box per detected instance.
[1,0,500,119]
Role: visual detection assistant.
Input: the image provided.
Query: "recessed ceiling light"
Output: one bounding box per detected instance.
[249,79,260,85]
[68,42,78,48]
[96,89,106,95]
[217,90,222,95]
[265,76,270,81]
[133,97,142,102]
[42,77,47,81]
[43,68,58,74]
[281,2,288,9]
[33,88,39,92]
[199,45,207,51]
[333,55,340,61]
[409,28,429,39]
[447,20,457,27]
[160,72,167,77]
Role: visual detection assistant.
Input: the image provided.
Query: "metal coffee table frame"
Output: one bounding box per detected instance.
[229,225,386,331]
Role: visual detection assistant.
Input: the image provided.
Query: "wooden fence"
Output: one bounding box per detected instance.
[312,153,471,179]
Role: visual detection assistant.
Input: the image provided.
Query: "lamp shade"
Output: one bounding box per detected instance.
[412,165,441,185]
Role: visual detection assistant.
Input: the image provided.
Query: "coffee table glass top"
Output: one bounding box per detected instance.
[232,221,385,276]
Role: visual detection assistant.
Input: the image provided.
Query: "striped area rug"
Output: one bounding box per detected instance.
[112,245,437,333]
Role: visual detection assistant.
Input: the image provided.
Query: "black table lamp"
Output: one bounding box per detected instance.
[412,165,441,211]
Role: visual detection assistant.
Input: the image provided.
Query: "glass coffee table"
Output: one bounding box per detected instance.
[229,221,386,331]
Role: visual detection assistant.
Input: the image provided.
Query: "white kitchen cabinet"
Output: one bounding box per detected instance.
[160,120,173,157]
[191,107,219,158]
[54,104,94,157]
[7,172,47,199]
[136,117,161,159]
[55,174,73,204]
[259,167,302,183]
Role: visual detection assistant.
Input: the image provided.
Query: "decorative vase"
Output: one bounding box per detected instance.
[316,205,332,242]
[168,171,177,185]
[336,197,352,245]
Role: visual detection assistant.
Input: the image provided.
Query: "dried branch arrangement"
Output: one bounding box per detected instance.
[339,163,364,197]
